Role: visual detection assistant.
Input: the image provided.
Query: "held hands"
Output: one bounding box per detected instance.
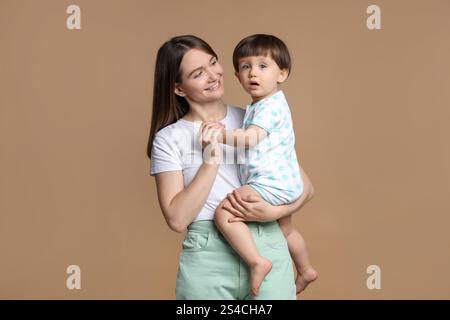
[199,121,225,164]
[223,190,275,222]
[201,121,226,144]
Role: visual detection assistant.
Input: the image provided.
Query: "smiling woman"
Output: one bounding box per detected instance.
[147,35,314,300]
[173,49,225,112]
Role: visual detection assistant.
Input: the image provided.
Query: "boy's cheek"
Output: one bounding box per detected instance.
[237,75,247,85]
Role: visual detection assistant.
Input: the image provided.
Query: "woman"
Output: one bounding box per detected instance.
[147,35,314,300]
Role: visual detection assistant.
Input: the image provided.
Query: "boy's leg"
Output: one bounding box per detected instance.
[278,215,318,294]
[215,185,272,296]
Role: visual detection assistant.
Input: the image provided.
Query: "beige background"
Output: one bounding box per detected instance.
[1,0,449,299]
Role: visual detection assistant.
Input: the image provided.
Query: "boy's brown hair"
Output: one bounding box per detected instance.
[232,34,291,75]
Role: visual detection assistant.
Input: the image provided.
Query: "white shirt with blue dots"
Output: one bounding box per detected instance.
[238,90,304,205]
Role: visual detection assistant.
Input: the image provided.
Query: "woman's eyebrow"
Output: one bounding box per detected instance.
[187,56,215,77]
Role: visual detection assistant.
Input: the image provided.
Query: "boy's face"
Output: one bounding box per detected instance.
[235,54,288,103]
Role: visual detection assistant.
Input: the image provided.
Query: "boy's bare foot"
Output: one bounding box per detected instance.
[250,258,272,296]
[296,268,318,294]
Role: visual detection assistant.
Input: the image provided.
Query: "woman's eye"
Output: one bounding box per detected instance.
[194,71,203,78]
[211,59,217,65]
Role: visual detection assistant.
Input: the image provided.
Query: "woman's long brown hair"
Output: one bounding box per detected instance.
[146,35,218,159]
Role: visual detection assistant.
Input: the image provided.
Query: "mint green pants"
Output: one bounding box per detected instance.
[175,220,296,300]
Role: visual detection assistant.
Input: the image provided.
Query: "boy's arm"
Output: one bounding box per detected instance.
[219,124,267,148]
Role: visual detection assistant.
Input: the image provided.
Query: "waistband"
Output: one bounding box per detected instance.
[187,220,281,237]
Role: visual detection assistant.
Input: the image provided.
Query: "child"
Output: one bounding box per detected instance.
[211,34,318,296]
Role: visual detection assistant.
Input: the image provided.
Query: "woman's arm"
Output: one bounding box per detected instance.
[153,122,224,233]
[226,165,314,222]
[155,163,219,233]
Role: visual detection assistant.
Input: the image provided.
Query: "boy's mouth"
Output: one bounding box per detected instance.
[249,81,260,89]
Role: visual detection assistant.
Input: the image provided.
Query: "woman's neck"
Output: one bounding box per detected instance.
[183,100,227,122]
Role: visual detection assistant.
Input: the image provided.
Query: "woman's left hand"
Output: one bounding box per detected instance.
[223,190,278,222]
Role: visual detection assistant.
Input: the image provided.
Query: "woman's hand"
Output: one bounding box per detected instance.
[224,165,314,222]
[223,190,278,222]
[199,121,224,164]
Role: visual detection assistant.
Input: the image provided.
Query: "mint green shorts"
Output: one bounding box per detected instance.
[175,220,296,300]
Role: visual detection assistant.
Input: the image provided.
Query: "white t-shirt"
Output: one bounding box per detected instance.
[150,105,245,221]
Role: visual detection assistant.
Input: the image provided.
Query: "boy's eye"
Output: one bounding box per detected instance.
[241,64,249,69]
[259,64,267,68]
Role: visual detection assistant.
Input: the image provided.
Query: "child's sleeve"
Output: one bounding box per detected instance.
[246,101,282,134]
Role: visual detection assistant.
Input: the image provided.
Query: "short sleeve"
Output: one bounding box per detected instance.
[150,131,183,176]
[247,100,282,133]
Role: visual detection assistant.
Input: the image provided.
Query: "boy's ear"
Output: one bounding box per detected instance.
[277,68,289,84]
[234,71,241,83]
[174,83,186,97]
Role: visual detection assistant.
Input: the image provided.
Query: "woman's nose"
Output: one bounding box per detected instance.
[206,68,219,81]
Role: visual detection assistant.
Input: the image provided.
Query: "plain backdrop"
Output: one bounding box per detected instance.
[1,0,449,299]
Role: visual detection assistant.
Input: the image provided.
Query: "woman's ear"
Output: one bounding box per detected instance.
[174,83,186,97]
[277,69,289,84]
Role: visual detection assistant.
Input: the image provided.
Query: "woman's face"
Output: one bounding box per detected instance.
[175,48,224,103]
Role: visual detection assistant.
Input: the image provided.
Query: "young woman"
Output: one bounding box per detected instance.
[147,35,314,300]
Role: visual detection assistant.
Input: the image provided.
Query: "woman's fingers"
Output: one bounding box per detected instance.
[211,128,219,143]
[223,203,243,217]
[203,126,213,142]
[233,191,251,211]
[207,125,224,143]
[227,192,246,214]
[199,122,210,144]
[242,194,261,203]
[201,122,220,146]
[199,123,206,144]
[203,123,222,138]
[200,122,226,154]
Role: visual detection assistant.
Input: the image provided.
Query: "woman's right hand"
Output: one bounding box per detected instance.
[226,165,314,222]
[199,121,225,164]
[225,191,274,222]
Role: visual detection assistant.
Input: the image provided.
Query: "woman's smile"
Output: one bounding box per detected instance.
[205,79,221,91]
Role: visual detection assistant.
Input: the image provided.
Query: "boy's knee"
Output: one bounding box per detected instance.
[280,226,293,238]
[214,203,229,224]
[279,220,294,238]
